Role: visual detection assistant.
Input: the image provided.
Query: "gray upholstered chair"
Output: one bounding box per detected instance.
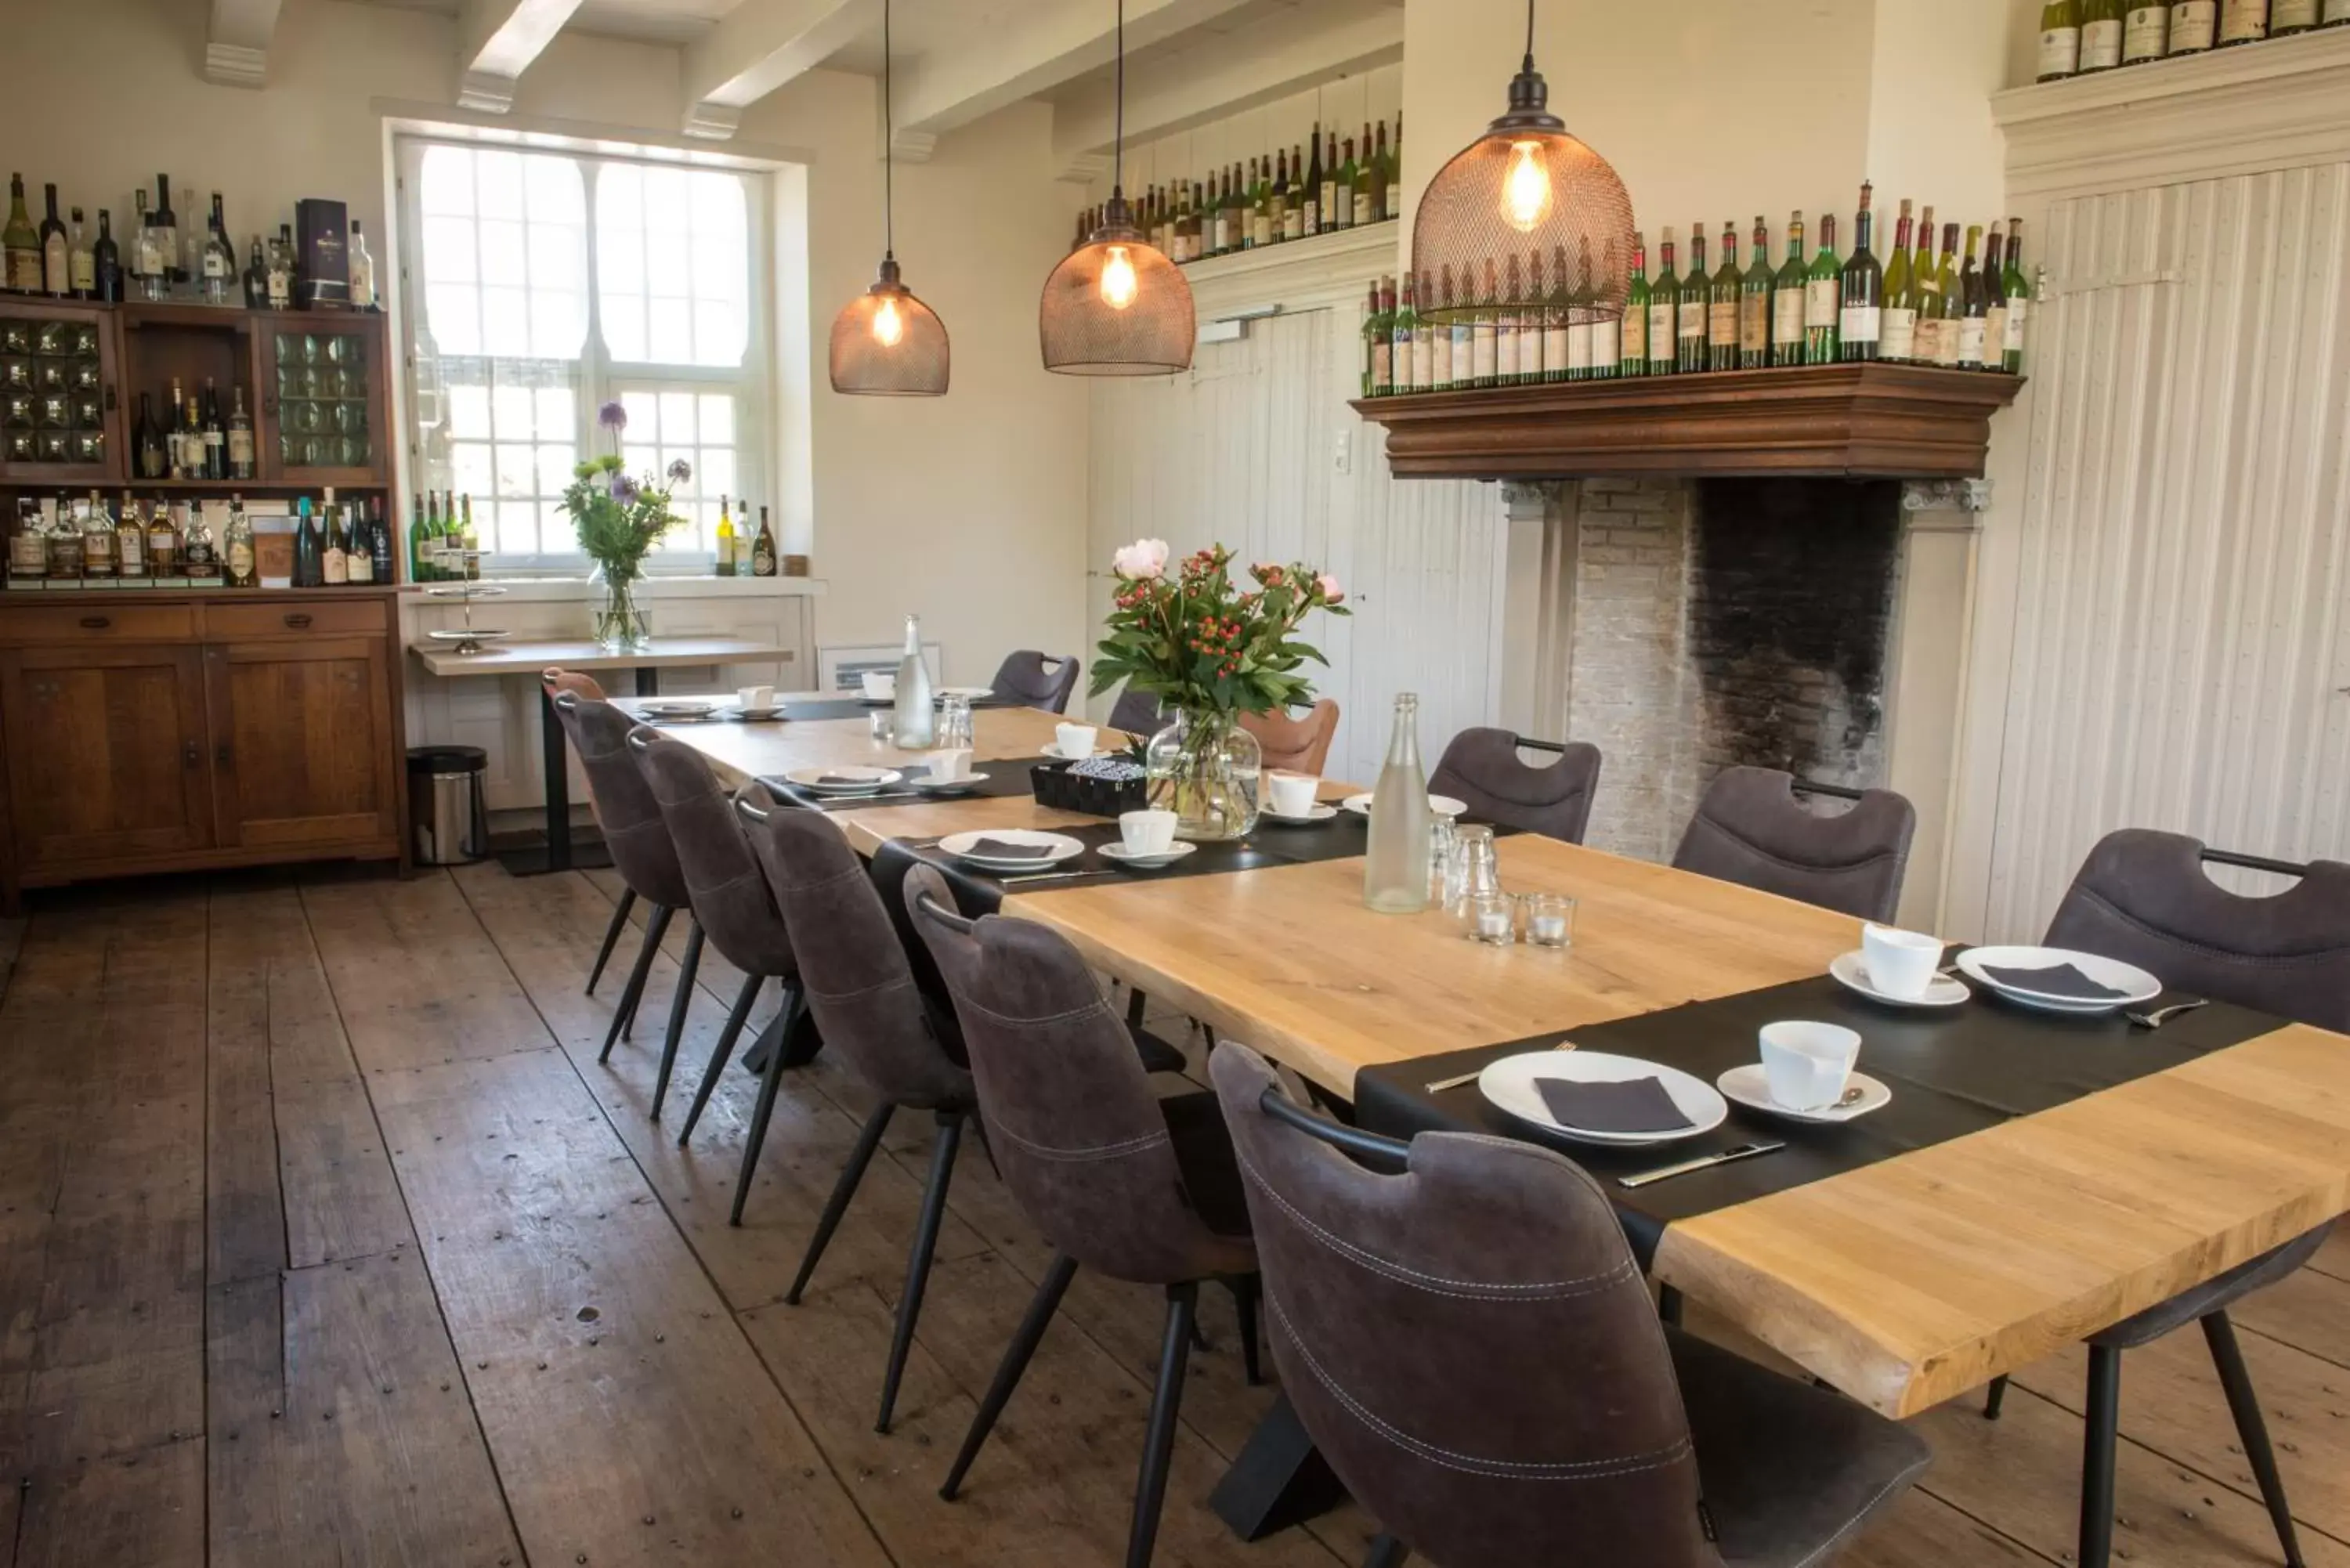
[1107,684,1164,737]
[1979,828,2350,1568]
[543,667,634,993]
[737,796,977,1433]
[986,649,1081,713]
[1670,767,1914,922]
[1209,1041,1932,1568]
[1427,728,1603,844]
[906,873,1258,1568]
[551,695,696,1064]
[627,728,803,1145]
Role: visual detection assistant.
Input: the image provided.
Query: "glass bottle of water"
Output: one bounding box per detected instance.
[1364,692,1433,913]
[891,613,935,748]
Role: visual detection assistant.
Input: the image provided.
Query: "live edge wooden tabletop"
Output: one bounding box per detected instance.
[634,711,2350,1421]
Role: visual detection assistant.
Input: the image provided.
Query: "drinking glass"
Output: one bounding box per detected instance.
[1462,892,1517,945]
[869,710,895,742]
[1521,893,1576,948]
[1453,825,1502,911]
[938,693,974,750]
[1426,815,1459,905]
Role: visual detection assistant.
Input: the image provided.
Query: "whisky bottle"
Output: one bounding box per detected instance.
[202,195,234,305]
[202,381,226,481]
[221,500,253,587]
[116,495,146,579]
[81,494,118,579]
[227,388,255,480]
[68,208,94,299]
[266,226,294,310]
[184,502,219,580]
[243,237,268,308]
[2,175,39,293]
[146,497,178,578]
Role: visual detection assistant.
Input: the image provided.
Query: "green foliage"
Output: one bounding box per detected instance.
[562,450,685,580]
[1090,542,1349,719]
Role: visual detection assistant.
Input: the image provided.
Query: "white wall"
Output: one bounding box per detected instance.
[0,0,1090,690]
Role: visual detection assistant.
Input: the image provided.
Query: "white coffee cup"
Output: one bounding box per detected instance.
[862,671,895,700]
[1266,771,1319,818]
[1119,808,1177,856]
[1860,923,1944,1000]
[1055,722,1098,757]
[1758,1021,1861,1112]
[736,684,776,710]
[926,748,972,782]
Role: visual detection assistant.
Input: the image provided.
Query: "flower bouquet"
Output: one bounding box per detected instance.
[563,401,691,652]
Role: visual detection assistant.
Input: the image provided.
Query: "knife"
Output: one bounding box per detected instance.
[1616,1141,1784,1190]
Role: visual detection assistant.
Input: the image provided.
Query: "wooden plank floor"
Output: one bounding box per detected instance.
[0,864,2343,1568]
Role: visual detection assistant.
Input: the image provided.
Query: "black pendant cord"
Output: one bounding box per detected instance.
[1524,0,1536,70]
[882,0,895,262]
[1111,0,1126,204]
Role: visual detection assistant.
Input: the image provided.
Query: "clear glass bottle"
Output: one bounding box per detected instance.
[1364,692,1433,913]
[891,613,936,748]
[347,219,376,310]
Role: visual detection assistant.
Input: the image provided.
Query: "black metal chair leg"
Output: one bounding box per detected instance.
[2203,1312,2306,1568]
[784,1101,896,1304]
[649,919,703,1116]
[1363,1535,1410,1568]
[728,986,804,1227]
[1128,1283,1199,1568]
[877,1110,964,1434]
[1983,1374,2008,1420]
[598,902,671,1062]
[2078,1342,2122,1568]
[1657,1284,1683,1327]
[586,887,636,995]
[941,1252,1079,1501]
[1126,985,1148,1028]
[1227,1274,1263,1386]
[675,973,761,1141]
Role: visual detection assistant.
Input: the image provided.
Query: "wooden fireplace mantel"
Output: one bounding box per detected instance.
[1352,363,2026,482]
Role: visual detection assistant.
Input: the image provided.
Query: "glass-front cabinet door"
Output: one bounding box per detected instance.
[0,302,124,486]
[258,313,386,486]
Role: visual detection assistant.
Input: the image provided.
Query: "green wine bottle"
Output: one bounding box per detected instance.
[2001,219,2031,373]
[1622,234,1651,378]
[1838,182,1883,362]
[1739,215,1773,370]
[1804,213,1842,364]
[1708,222,1742,371]
[1956,225,1989,370]
[1933,222,1964,367]
[1771,214,1807,368]
[2039,0,2084,79]
[1361,278,1388,398]
[1881,199,1916,362]
[1677,224,1709,374]
[1648,229,1679,376]
[2080,0,2124,70]
[1911,205,1943,363]
[1592,240,1621,380]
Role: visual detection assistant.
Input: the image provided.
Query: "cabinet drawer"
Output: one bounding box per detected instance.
[202,600,389,640]
[0,604,197,645]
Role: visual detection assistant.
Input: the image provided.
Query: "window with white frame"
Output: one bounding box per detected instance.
[397,139,768,569]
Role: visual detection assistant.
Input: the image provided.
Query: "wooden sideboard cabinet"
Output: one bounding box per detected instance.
[0,586,408,910]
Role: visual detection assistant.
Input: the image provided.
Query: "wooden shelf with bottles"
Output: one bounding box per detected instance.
[1350,361,2026,482]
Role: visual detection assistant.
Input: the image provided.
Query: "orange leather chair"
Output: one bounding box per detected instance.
[1240,699,1340,776]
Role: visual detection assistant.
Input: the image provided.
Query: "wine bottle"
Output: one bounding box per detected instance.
[1498,255,1524,385]
[1708,222,1741,371]
[1933,222,1965,368]
[39,184,68,297]
[1249,157,1272,250]
[408,495,431,583]
[2,175,40,294]
[2081,0,2125,69]
[291,497,320,588]
[136,393,167,479]
[2124,0,2171,58]
[1881,200,1917,363]
[349,219,377,309]
[1362,693,1431,914]
[1414,270,1438,390]
[1677,225,1709,374]
[1838,183,1883,362]
[715,494,738,576]
[1805,213,1842,364]
[348,500,376,584]
[752,506,778,576]
[1354,124,1376,228]
[322,501,349,586]
[1911,205,1943,363]
[1771,214,1807,367]
[2040,0,2084,78]
[1434,266,1461,390]
[2001,219,2031,372]
[1282,148,1305,242]
[1361,280,1386,397]
[1473,260,1499,387]
[94,210,121,302]
[1622,234,1651,377]
[67,208,94,299]
[1739,215,1773,370]
[1370,121,1391,223]
[1592,240,1621,379]
[1301,127,1323,237]
[370,498,395,583]
[2218,0,2268,41]
[1560,242,1588,381]
[1390,272,1420,393]
[1649,228,1680,375]
[2170,0,2219,47]
[202,194,233,304]
[1268,153,1290,244]
[2271,0,2316,30]
[227,388,255,480]
[152,175,180,285]
[201,381,226,480]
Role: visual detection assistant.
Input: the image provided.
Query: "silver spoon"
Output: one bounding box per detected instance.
[2126,999,2208,1030]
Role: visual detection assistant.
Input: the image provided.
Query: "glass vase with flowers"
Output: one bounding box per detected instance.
[563,401,691,652]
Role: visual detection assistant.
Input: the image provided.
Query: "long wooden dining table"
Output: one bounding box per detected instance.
[625,699,2350,1427]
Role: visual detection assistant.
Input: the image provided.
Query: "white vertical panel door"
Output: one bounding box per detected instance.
[1086,308,1508,785]
[1983,163,2350,939]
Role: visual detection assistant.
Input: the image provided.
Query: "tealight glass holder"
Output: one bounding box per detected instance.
[1522,892,1577,948]
[1462,891,1517,945]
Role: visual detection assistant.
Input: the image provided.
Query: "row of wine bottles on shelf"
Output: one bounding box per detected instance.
[2037,0,2348,81]
[2,172,378,310]
[1361,186,2036,398]
[134,378,258,483]
[1068,117,1405,264]
[9,488,393,588]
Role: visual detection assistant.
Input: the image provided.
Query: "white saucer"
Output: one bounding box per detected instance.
[939,829,1086,870]
[1828,950,1969,1009]
[725,705,786,721]
[1956,945,2161,1014]
[1258,803,1338,825]
[1716,1064,1893,1124]
[1100,840,1198,869]
[1477,1050,1728,1147]
[1040,742,1112,761]
[640,699,718,719]
[783,764,903,795]
[1340,792,1469,818]
[910,771,990,795]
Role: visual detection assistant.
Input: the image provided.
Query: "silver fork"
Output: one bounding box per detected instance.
[2127,998,2208,1030]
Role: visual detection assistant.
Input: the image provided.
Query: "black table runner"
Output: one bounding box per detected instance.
[779,694,1014,722]
[1353,975,2282,1266]
[762,757,1052,813]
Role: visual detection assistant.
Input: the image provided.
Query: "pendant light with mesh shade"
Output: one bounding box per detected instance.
[1412,0,1636,334]
[1039,0,1193,376]
[830,0,948,396]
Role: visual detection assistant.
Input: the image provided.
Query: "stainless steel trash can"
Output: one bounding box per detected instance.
[407,744,490,865]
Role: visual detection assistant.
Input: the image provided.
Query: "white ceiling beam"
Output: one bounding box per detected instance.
[456,0,591,112]
[204,0,284,88]
[1050,2,1404,165]
[893,0,1260,139]
[680,0,880,138]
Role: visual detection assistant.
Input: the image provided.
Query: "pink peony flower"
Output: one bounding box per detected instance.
[1111,537,1171,580]
[1316,573,1345,604]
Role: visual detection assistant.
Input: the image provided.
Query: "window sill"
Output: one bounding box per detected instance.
[444,575,827,602]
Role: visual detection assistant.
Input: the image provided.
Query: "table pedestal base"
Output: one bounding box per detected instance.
[1209,1393,1343,1541]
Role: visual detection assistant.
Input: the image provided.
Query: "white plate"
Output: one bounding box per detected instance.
[725,705,786,721]
[1258,803,1339,826]
[640,699,717,718]
[1099,840,1198,869]
[1716,1064,1893,1124]
[909,771,990,795]
[1340,792,1469,818]
[1477,1050,1729,1147]
[939,829,1086,870]
[1040,742,1114,761]
[783,764,904,795]
[1956,945,2161,1013]
[937,685,994,701]
[1828,950,1970,1009]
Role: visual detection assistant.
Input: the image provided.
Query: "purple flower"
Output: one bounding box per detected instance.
[598,401,628,432]
[609,473,640,507]
[666,457,692,485]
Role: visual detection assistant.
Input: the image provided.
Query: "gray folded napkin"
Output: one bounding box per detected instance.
[967,837,1054,860]
[816,773,883,786]
[1534,1075,1694,1134]
[1981,961,2128,1000]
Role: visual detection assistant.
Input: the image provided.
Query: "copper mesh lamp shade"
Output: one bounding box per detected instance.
[830,257,949,396]
[1039,197,1195,376]
[1412,2,1636,328]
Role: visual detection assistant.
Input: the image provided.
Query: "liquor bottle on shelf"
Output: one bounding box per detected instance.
[1279,149,1303,243]
[348,219,377,309]
[1911,206,1943,363]
[39,185,68,297]
[1470,260,1498,386]
[1497,254,1524,385]
[183,385,206,479]
[1677,225,1709,374]
[1438,266,1466,390]
[181,500,216,580]
[266,227,294,310]
[146,497,177,579]
[2001,219,2031,372]
[2218,0,2267,42]
[1879,200,1917,362]
[371,499,396,583]
[291,497,320,588]
[3,175,39,293]
[1981,227,2011,373]
[240,236,266,308]
[9,501,49,583]
[220,498,252,587]
[1413,270,1438,390]
[2170,0,2218,49]
[1805,213,1842,364]
[116,496,146,580]
[1354,127,1377,228]
[94,210,121,302]
[1932,222,1965,367]
[44,509,82,581]
[150,176,181,286]
[199,195,233,304]
[1649,228,1679,376]
[1372,277,1399,396]
[81,496,118,580]
[322,501,349,586]
[1839,182,1883,362]
[226,389,255,480]
[1390,272,1421,393]
[201,381,226,480]
[2081,0,2125,70]
[136,394,167,480]
[1771,214,1807,367]
[1622,234,1651,377]
[2324,0,2350,27]
[1303,129,1324,236]
[2124,0,2170,58]
[1592,240,1622,379]
[2272,0,2316,30]
[1708,222,1741,371]
[1372,121,1393,223]
[2041,0,2084,78]
[752,507,778,577]
[1560,243,1587,381]
[1738,216,1773,370]
[67,208,94,299]
[715,494,739,576]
